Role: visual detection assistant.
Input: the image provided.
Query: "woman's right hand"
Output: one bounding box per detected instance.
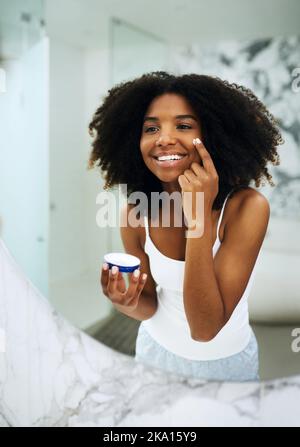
[100,263,147,311]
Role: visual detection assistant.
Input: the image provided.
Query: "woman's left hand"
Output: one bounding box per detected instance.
[178,138,219,228]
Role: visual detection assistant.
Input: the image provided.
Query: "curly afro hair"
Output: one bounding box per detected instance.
[88,71,283,211]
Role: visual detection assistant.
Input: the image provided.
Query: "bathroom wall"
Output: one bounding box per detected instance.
[48,29,114,329]
[49,38,86,282]
[83,43,111,272]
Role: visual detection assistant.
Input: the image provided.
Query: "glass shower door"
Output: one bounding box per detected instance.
[109,18,168,253]
[110,17,168,85]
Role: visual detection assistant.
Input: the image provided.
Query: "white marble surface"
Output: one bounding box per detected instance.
[0,238,299,427]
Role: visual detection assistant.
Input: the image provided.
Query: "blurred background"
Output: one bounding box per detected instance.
[0,0,299,380]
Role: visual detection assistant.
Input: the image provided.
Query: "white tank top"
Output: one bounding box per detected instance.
[141,189,260,360]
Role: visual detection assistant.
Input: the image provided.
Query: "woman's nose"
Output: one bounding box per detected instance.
[156,135,176,146]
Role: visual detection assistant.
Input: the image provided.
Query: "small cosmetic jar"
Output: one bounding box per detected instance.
[103,252,141,273]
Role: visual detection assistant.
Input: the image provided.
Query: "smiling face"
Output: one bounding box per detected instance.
[140,93,203,193]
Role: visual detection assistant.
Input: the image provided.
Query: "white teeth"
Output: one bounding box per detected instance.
[157,154,185,161]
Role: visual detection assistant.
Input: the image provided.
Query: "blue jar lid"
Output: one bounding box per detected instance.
[103,252,141,273]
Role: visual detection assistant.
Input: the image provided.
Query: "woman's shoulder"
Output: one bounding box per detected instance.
[226,186,270,232]
[233,186,269,207]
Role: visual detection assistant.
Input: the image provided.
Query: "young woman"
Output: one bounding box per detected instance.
[89,71,283,382]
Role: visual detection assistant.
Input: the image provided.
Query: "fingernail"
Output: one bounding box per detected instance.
[103,263,108,270]
[195,137,202,144]
[142,273,147,281]
[112,266,118,274]
[134,269,140,278]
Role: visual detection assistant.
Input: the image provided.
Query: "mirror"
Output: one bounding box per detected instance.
[1,0,300,382]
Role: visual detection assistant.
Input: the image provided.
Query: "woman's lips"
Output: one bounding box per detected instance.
[152,155,188,168]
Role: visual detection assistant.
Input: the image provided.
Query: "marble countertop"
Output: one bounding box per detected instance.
[0,238,299,427]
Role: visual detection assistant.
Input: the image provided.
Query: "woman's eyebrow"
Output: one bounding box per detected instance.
[143,114,198,123]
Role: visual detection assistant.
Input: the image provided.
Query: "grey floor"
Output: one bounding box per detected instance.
[93,311,300,380]
[252,322,300,380]
[93,310,140,357]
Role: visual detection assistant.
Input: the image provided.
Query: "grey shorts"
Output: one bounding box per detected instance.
[134,323,260,382]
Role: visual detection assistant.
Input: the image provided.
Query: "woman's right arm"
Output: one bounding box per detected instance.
[107,204,158,321]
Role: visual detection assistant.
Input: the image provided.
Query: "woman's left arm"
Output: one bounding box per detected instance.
[183,194,270,342]
[178,139,270,342]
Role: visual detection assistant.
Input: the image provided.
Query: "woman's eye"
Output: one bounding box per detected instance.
[178,124,192,129]
[144,124,192,133]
